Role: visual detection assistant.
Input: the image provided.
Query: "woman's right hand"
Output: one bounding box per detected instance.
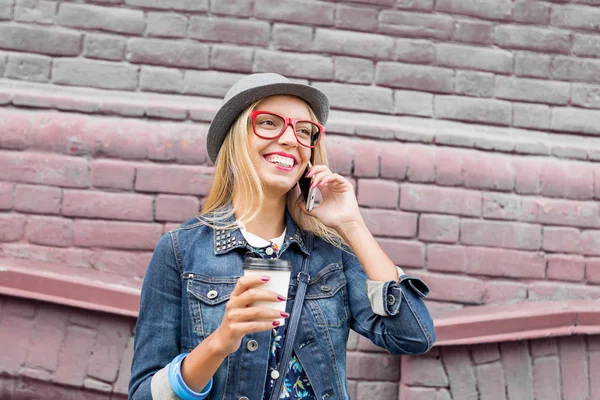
[211,275,288,356]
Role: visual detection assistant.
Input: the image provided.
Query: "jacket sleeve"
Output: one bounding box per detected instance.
[129,233,183,399]
[342,250,436,355]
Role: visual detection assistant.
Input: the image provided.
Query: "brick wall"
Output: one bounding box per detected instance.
[1,0,600,398]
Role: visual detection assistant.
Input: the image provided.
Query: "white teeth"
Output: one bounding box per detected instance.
[265,155,294,167]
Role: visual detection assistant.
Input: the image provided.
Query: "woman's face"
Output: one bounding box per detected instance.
[248,95,314,197]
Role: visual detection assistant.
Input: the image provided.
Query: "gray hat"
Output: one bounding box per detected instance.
[206,73,330,163]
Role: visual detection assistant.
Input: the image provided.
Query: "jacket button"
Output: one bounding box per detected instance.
[270,370,280,379]
[320,285,331,292]
[265,247,274,255]
[387,294,395,305]
[207,290,218,299]
[240,397,249,400]
[247,340,258,352]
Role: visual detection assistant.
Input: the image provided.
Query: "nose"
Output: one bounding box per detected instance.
[277,124,297,147]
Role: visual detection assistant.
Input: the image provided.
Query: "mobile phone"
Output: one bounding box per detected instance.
[299,161,317,212]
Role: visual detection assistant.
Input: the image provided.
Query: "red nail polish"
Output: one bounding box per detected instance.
[273,321,281,327]
[277,295,286,301]
[261,276,270,282]
[280,312,290,318]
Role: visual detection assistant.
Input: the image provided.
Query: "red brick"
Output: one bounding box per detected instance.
[418,214,459,243]
[336,5,378,32]
[465,247,546,278]
[163,222,180,233]
[590,352,600,400]
[460,220,541,250]
[63,190,154,222]
[582,230,600,256]
[135,164,213,195]
[406,145,435,182]
[356,382,397,400]
[26,216,73,247]
[434,147,463,186]
[2,296,37,318]
[426,244,465,272]
[536,198,599,228]
[354,141,380,178]
[26,304,68,372]
[560,336,589,399]
[587,258,600,284]
[91,160,135,190]
[73,220,163,250]
[441,346,478,399]
[0,151,89,188]
[254,50,334,80]
[380,142,407,180]
[361,209,417,238]
[400,184,481,217]
[347,352,399,381]
[0,213,26,242]
[401,356,448,387]
[410,270,485,304]
[87,316,132,382]
[0,314,34,374]
[0,182,13,210]
[483,193,538,222]
[512,157,542,194]
[0,243,95,269]
[378,11,454,40]
[69,308,102,329]
[357,179,399,209]
[54,325,96,386]
[377,238,424,268]
[462,151,514,191]
[541,158,594,200]
[484,280,527,303]
[588,335,600,351]
[95,250,152,278]
[156,194,200,222]
[399,385,451,400]
[470,343,500,364]
[114,336,135,395]
[531,337,558,357]
[501,341,534,400]
[326,137,353,176]
[529,281,600,301]
[543,227,581,254]
[547,254,585,282]
[533,356,561,400]
[57,3,144,35]
[14,184,61,214]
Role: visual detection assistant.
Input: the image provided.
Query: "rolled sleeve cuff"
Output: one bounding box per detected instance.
[151,364,179,400]
[366,267,430,316]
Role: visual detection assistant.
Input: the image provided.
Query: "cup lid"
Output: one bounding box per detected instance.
[243,258,292,271]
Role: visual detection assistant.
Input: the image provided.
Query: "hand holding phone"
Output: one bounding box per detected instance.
[299,161,317,212]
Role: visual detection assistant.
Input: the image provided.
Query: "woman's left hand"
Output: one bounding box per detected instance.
[299,165,363,230]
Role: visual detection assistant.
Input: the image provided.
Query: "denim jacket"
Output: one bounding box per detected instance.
[129,209,435,400]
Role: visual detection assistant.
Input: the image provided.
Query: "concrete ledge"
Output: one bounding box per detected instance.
[434,301,600,346]
[0,257,141,318]
[2,255,600,345]
[2,79,600,162]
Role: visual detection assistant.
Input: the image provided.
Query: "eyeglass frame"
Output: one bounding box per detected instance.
[249,110,325,148]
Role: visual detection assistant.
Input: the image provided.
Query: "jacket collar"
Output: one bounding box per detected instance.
[209,205,309,256]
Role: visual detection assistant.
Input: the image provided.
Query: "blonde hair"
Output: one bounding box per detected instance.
[200,99,344,249]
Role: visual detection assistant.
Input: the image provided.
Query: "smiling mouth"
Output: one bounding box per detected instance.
[264,154,296,168]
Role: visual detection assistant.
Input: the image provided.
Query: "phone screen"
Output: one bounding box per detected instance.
[298,167,311,203]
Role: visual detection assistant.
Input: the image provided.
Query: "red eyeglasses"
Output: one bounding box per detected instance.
[250,110,325,148]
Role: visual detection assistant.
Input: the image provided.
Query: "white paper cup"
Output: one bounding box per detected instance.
[243,258,292,326]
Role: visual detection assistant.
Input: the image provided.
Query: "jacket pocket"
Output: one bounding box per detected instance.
[304,263,349,328]
[185,274,237,337]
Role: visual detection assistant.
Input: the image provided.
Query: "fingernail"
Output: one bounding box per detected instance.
[280,312,290,318]
[273,321,281,327]
[310,182,316,189]
[261,276,270,282]
[277,295,286,301]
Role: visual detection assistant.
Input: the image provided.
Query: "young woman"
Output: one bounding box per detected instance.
[129,73,435,400]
